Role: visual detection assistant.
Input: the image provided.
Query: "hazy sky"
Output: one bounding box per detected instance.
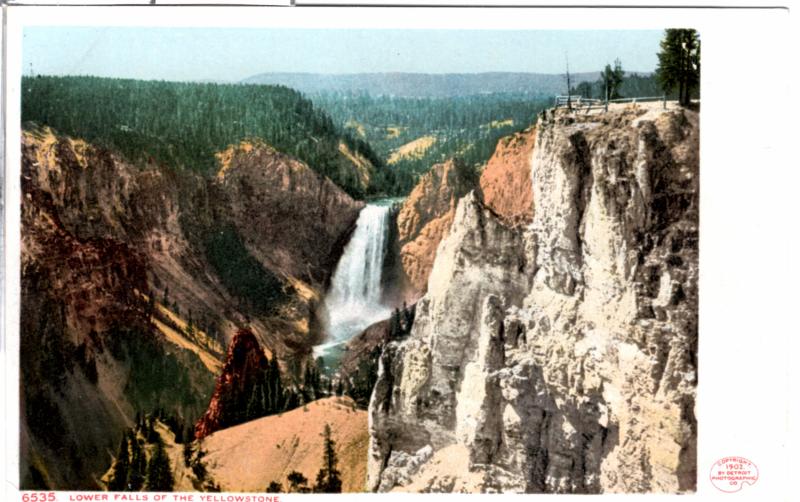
[23,27,662,82]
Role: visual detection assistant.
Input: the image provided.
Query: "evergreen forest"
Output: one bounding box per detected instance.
[21,75,387,199]
[313,92,550,193]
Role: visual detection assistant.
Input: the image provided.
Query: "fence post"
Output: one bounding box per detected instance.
[605,87,609,112]
[663,94,667,110]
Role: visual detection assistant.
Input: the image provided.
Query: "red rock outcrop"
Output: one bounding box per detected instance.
[194,329,269,439]
[479,126,536,227]
[395,158,476,302]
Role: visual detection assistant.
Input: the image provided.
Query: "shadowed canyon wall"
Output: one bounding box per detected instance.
[20,128,361,488]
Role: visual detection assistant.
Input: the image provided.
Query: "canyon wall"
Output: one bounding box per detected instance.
[479,126,536,228]
[392,127,537,304]
[394,158,476,302]
[216,140,363,286]
[19,128,361,488]
[368,106,699,493]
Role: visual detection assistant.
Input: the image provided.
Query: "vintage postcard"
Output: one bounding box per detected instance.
[1,3,794,501]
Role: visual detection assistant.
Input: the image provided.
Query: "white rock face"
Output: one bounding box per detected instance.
[368,107,699,493]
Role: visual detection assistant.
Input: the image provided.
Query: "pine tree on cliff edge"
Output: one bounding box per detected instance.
[656,28,700,106]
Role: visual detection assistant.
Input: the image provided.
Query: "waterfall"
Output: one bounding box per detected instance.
[322,201,393,348]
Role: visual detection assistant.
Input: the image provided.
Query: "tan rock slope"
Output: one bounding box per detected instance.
[201,397,368,493]
[395,158,476,302]
[368,106,699,493]
[479,126,536,227]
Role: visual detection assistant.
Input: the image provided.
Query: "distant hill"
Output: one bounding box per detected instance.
[242,72,604,98]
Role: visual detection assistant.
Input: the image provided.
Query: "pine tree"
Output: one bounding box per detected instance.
[402,303,415,335]
[145,417,158,443]
[311,365,321,399]
[266,481,283,493]
[245,382,266,421]
[389,308,401,340]
[145,439,174,492]
[313,424,342,493]
[108,434,130,491]
[613,59,625,98]
[313,469,327,492]
[127,433,146,491]
[286,471,308,493]
[573,81,593,99]
[283,389,300,411]
[600,59,625,101]
[303,365,314,401]
[191,446,208,482]
[656,29,700,106]
[268,357,284,411]
[182,439,193,468]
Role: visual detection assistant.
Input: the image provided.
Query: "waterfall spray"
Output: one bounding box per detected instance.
[322,202,393,346]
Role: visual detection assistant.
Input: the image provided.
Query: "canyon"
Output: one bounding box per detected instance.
[19,99,698,494]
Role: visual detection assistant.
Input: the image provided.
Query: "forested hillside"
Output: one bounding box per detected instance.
[313,92,550,193]
[242,71,601,98]
[21,76,389,198]
[570,71,685,101]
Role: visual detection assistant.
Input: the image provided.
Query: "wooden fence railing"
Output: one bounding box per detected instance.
[554,94,668,112]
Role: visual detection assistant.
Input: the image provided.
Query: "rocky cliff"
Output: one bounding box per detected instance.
[19,128,361,488]
[394,158,477,302]
[216,140,364,285]
[21,129,217,489]
[368,106,698,493]
[211,140,364,353]
[339,318,391,380]
[479,126,536,227]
